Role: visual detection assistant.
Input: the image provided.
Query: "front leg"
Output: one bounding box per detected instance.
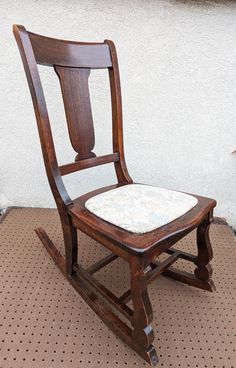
[194,210,216,291]
[130,257,159,366]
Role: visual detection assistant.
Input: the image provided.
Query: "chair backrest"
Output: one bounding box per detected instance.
[13,25,132,211]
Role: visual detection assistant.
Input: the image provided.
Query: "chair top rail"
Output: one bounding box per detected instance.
[28,31,112,68]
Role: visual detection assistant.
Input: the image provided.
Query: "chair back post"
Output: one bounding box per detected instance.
[13,25,72,212]
[105,40,133,184]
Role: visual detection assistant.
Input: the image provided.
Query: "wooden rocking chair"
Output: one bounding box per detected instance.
[13,25,216,366]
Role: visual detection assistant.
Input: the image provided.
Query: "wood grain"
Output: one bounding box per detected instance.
[14,24,216,366]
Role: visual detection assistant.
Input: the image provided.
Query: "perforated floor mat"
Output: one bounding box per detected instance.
[0,208,235,368]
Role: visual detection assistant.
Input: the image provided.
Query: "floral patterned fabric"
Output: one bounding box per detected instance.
[85,184,198,234]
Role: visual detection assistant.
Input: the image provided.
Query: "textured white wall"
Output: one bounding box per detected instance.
[0,0,236,228]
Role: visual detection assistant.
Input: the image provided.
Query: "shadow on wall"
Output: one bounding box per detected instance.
[173,0,235,6]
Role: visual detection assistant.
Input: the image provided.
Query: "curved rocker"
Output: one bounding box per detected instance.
[14,24,216,366]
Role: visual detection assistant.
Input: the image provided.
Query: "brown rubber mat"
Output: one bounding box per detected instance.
[0,207,235,368]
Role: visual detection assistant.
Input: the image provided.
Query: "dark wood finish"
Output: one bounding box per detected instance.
[59,153,119,176]
[165,247,196,262]
[55,66,96,161]
[86,253,118,274]
[35,227,66,273]
[148,253,180,284]
[14,24,216,366]
[162,267,216,292]
[73,263,133,320]
[35,228,157,365]
[119,288,133,304]
[194,210,214,282]
[130,258,156,362]
[105,40,133,184]
[119,254,181,306]
[29,31,112,68]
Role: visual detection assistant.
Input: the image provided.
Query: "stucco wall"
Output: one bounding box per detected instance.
[1,0,236,228]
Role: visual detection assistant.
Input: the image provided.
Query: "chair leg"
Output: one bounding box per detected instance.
[130,257,159,366]
[194,210,215,291]
[35,212,77,277]
[61,216,78,276]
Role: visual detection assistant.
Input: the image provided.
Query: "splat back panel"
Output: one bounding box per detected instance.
[55,66,95,161]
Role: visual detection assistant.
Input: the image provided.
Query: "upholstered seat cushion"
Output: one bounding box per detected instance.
[85,184,198,234]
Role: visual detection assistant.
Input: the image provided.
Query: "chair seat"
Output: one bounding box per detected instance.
[70,184,216,254]
[85,184,198,234]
